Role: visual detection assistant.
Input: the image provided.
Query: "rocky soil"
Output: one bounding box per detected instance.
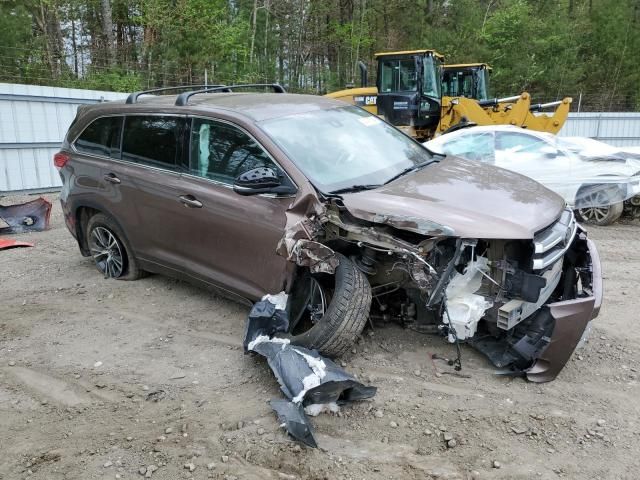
[1,194,640,479]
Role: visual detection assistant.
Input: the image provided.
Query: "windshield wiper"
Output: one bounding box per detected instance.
[329,184,382,195]
[384,158,439,185]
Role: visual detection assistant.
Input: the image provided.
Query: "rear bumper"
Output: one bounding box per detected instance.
[526,235,602,382]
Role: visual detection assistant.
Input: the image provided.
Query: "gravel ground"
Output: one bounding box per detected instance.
[1,194,640,480]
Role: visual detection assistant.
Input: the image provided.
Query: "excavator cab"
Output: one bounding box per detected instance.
[442,63,492,101]
[375,50,444,135]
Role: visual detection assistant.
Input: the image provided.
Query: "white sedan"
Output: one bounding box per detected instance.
[425,125,640,225]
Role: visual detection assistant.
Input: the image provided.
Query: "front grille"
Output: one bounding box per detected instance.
[531,209,577,271]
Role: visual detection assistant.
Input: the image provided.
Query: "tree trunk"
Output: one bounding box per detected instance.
[101,0,116,66]
[263,0,270,75]
[71,16,79,77]
[249,0,258,64]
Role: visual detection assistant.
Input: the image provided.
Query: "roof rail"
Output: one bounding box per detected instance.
[174,83,286,106]
[125,85,227,104]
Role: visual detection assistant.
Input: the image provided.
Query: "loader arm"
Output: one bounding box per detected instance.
[521,97,572,134]
[482,92,531,128]
[437,94,530,135]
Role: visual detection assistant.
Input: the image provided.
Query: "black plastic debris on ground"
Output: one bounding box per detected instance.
[270,399,318,448]
[244,294,377,448]
[0,197,52,234]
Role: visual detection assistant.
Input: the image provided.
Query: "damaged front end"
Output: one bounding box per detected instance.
[279,199,600,383]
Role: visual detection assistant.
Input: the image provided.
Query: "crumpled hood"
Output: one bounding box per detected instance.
[339,156,565,239]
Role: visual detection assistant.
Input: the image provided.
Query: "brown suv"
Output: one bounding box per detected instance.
[56,84,602,382]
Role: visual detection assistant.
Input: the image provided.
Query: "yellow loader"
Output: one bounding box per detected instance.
[326,52,572,140]
[442,63,572,135]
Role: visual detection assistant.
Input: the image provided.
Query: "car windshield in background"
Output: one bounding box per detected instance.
[259,106,435,193]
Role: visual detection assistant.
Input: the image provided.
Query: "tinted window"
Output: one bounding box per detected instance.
[190,118,283,184]
[122,116,184,169]
[75,116,122,157]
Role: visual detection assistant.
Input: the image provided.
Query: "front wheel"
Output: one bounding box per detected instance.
[575,185,624,226]
[287,253,371,357]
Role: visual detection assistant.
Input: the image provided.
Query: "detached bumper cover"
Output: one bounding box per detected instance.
[0,197,52,234]
[526,237,602,382]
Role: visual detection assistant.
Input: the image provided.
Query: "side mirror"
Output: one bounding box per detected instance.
[233,167,295,196]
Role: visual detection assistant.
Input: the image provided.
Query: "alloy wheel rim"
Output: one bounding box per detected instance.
[307,277,327,324]
[90,226,124,278]
[578,191,611,223]
[290,275,328,335]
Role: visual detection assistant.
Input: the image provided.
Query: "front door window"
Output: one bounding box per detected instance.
[189,118,285,185]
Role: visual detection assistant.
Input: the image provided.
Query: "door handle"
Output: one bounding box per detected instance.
[103,173,121,184]
[178,195,203,208]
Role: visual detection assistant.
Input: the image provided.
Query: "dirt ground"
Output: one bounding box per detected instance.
[2,193,640,480]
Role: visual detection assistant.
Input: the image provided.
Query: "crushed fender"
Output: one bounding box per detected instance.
[279,238,339,274]
[0,197,52,234]
[276,216,339,274]
[0,238,34,250]
[244,293,377,447]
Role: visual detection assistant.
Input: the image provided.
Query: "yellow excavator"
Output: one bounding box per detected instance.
[326,51,572,140]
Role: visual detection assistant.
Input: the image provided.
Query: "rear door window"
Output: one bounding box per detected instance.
[75,116,122,157]
[496,132,549,155]
[121,116,186,170]
[189,118,286,185]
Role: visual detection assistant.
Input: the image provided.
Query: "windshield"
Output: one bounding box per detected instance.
[442,70,474,98]
[260,106,435,193]
[442,68,488,100]
[423,56,441,98]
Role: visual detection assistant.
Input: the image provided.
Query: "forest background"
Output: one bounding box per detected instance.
[1,0,639,111]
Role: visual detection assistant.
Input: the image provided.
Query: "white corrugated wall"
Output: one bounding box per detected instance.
[558,112,640,147]
[0,83,126,193]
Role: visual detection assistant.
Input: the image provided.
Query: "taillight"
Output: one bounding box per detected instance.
[54,151,70,169]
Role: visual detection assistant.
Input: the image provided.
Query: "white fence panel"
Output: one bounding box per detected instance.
[559,112,640,147]
[0,83,127,193]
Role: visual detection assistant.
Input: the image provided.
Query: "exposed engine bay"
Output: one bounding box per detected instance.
[280,199,600,382]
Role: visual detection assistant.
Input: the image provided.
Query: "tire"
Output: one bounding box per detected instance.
[287,253,372,357]
[85,213,144,280]
[575,185,624,226]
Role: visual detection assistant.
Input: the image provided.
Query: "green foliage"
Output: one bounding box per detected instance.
[0,0,638,110]
[66,70,144,91]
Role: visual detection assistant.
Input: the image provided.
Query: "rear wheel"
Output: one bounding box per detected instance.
[575,186,623,226]
[287,253,371,357]
[86,213,143,280]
